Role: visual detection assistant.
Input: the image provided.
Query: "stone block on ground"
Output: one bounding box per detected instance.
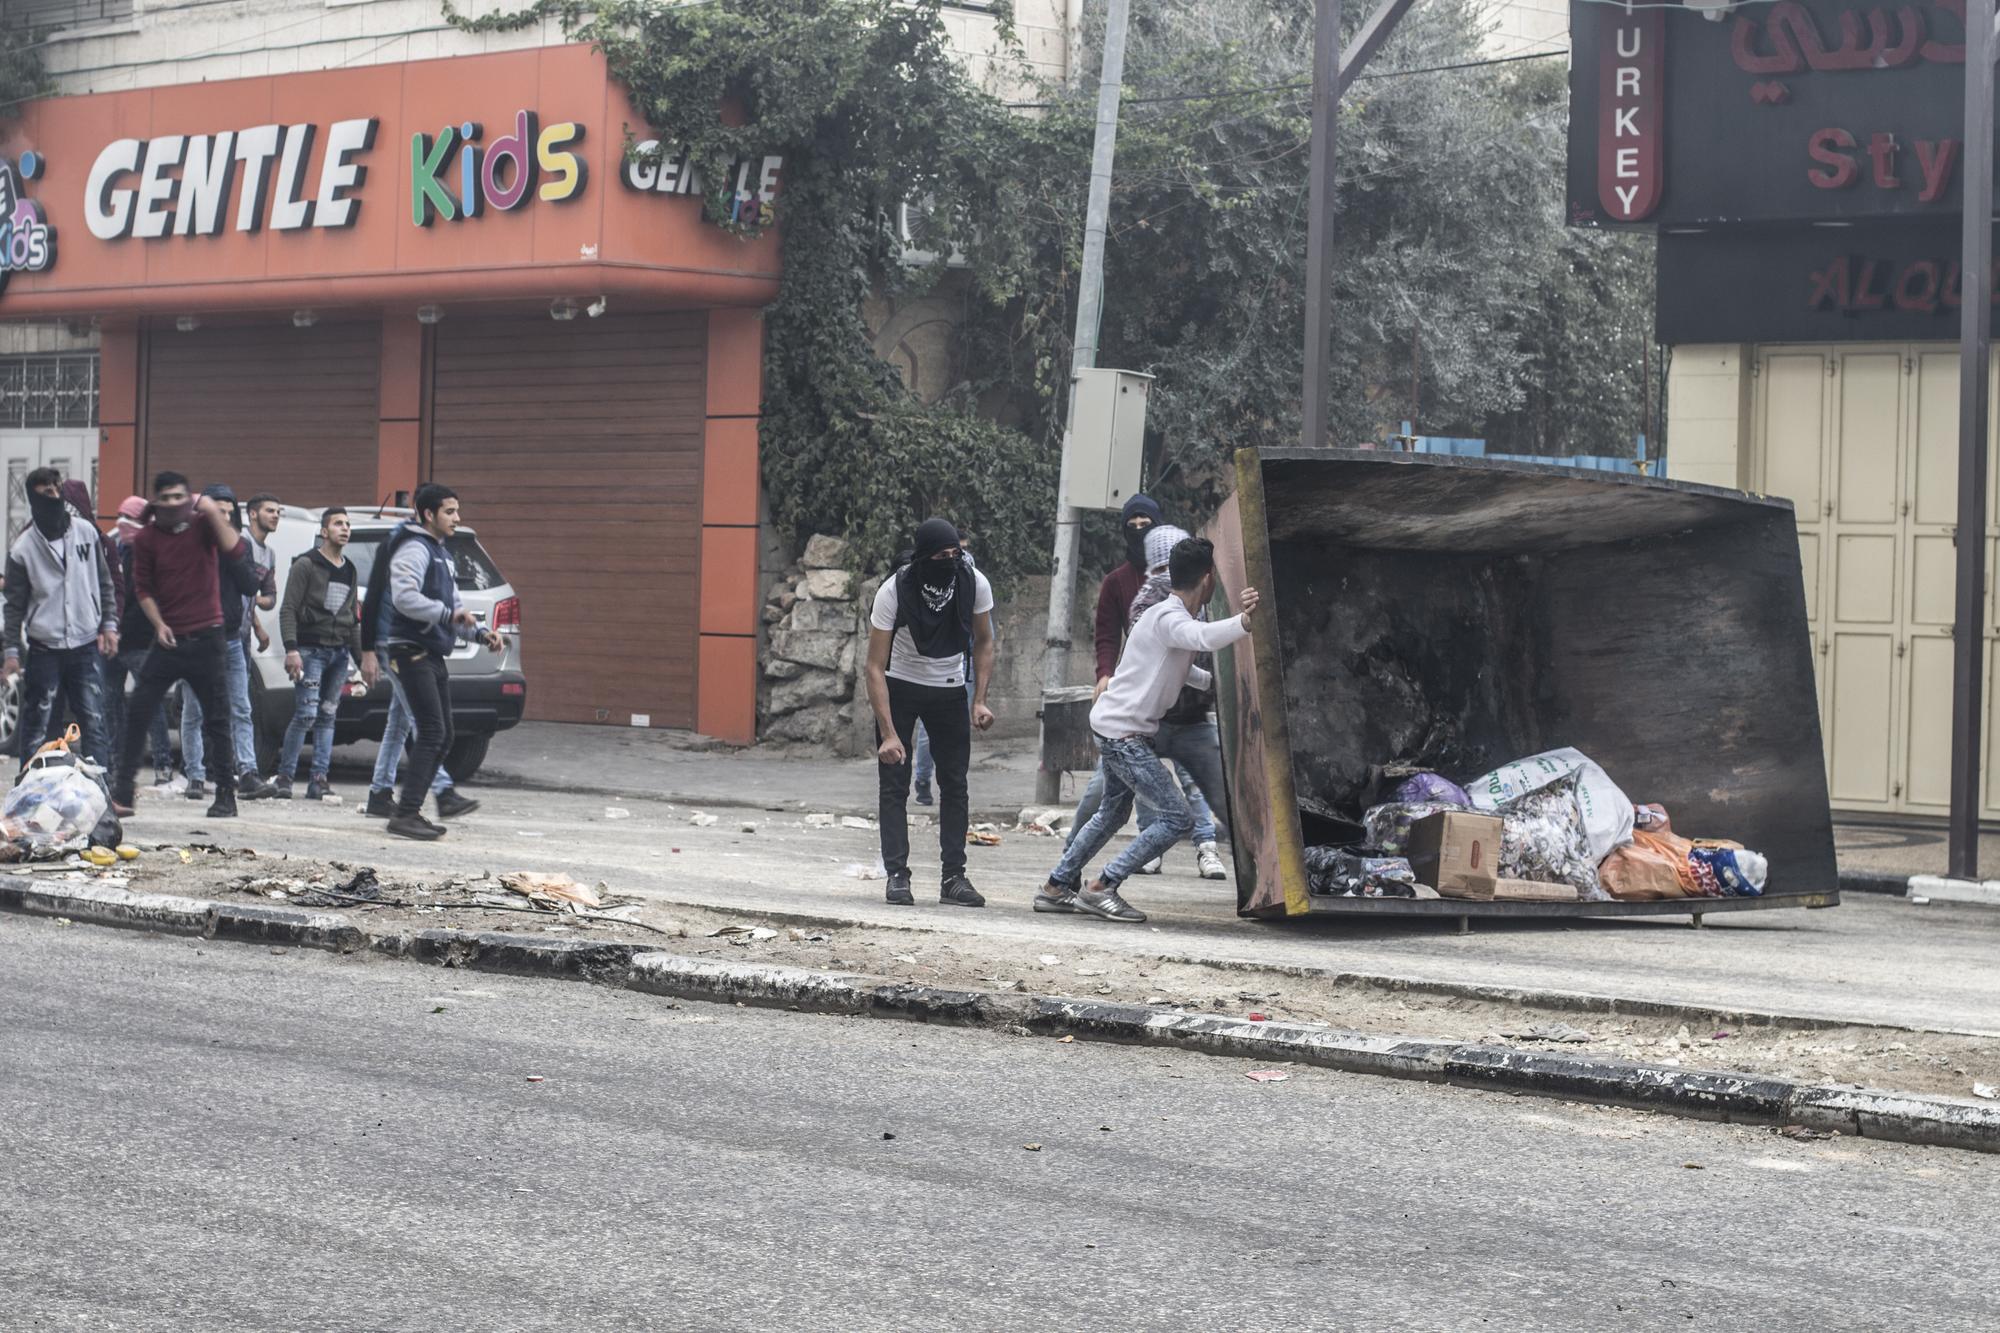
[802,534,852,570]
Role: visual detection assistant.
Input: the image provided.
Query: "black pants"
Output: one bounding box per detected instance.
[388,646,452,818]
[877,677,972,881]
[106,647,172,774]
[115,628,234,802]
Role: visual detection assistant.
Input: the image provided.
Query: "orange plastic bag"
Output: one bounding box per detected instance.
[1597,827,1698,901]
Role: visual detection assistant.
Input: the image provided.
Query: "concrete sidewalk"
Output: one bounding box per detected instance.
[463,722,1049,822]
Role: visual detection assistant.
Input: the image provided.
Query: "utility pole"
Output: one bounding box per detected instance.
[1038,0,1131,801]
[1948,0,1997,879]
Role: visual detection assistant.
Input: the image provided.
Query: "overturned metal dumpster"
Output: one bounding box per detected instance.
[1206,448,1839,921]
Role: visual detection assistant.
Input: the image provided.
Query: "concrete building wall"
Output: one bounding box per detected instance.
[35,0,1073,97]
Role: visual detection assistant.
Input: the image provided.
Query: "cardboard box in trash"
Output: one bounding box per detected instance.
[1404,811,1502,900]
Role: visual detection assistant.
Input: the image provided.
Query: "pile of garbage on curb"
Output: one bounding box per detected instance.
[0,727,126,863]
[1307,747,1768,904]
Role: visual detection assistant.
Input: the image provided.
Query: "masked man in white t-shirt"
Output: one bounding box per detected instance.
[865,517,997,908]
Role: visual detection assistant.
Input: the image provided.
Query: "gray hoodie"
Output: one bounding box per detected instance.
[3,504,117,659]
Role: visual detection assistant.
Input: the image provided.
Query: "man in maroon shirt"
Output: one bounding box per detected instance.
[108,471,253,819]
[1091,493,1162,700]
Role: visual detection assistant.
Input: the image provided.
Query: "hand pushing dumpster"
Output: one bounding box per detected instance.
[1204,448,1839,921]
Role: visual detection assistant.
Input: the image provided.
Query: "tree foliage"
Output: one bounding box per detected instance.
[450,0,1656,575]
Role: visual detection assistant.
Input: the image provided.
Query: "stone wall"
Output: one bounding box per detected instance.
[758,533,1099,755]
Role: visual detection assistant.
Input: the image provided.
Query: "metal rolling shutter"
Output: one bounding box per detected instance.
[144,321,382,503]
[430,314,706,727]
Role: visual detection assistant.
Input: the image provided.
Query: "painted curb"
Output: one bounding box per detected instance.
[7,881,1997,1154]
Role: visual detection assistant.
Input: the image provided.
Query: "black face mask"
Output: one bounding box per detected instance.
[918,554,959,591]
[28,490,69,541]
[1124,524,1150,569]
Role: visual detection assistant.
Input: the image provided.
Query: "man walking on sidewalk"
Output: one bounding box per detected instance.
[109,472,255,820]
[865,517,996,908]
[1036,538,1257,924]
[362,483,501,841]
[270,506,373,800]
[2,468,116,766]
[177,485,277,800]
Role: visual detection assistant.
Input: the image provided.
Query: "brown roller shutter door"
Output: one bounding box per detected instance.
[144,321,382,501]
[430,314,706,728]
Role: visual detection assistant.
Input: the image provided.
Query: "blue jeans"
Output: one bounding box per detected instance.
[180,636,257,778]
[1067,717,1225,849]
[277,646,348,781]
[371,682,451,796]
[912,674,975,793]
[17,643,109,768]
[1048,734,1193,890]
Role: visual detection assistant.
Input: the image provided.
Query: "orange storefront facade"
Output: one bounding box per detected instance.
[0,44,777,741]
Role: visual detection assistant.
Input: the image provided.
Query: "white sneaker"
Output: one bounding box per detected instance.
[1137,856,1164,875]
[1196,842,1228,881]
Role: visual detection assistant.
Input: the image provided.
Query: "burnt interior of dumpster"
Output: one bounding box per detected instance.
[1257,452,1837,914]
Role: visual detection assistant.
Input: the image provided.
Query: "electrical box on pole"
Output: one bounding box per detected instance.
[1060,368,1154,511]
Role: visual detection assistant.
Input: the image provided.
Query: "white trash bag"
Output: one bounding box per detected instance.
[2,763,111,855]
[1468,747,1635,864]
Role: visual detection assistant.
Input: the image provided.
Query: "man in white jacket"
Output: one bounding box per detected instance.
[1036,537,1258,923]
[1,468,116,766]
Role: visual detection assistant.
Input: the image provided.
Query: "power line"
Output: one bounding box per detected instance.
[1004,46,1568,110]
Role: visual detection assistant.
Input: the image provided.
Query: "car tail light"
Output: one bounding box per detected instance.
[502,682,525,697]
[492,596,522,634]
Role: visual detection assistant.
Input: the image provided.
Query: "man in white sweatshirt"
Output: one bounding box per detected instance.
[1036,536,1258,923]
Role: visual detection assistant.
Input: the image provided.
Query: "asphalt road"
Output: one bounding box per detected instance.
[2,914,1993,1331]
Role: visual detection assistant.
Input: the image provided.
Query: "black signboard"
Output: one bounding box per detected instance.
[1656,222,2000,342]
[1570,0,1996,229]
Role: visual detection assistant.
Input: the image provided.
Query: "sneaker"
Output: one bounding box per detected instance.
[365,788,395,819]
[1075,880,1147,923]
[1196,842,1229,881]
[1032,881,1079,913]
[152,765,173,788]
[885,871,914,906]
[184,780,208,801]
[939,875,986,908]
[914,785,934,807]
[435,788,481,819]
[205,789,239,820]
[1136,856,1164,875]
[110,794,136,819]
[387,811,447,841]
[304,777,331,802]
[272,775,294,800]
[239,774,276,801]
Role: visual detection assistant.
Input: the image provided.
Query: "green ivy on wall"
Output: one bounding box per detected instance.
[445,0,1062,589]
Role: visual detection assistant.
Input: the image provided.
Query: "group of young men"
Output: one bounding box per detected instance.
[0,473,498,841]
[866,496,1255,925]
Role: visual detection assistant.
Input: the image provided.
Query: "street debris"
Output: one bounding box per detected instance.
[1245,1070,1291,1084]
[1076,968,1106,977]
[1056,1035,1075,1044]
[1496,1022,1596,1044]
[966,829,1002,847]
[881,1131,896,1141]
[839,815,876,831]
[787,927,831,942]
[1016,807,1070,837]
[604,807,632,820]
[1774,1125,1834,1142]
[707,924,777,940]
[526,1075,545,1084]
[739,822,757,833]
[843,862,883,880]
[1910,895,1932,905]
[1023,1143,1042,1152]
[515,830,545,838]
[500,872,603,911]
[1247,1012,1270,1022]
[1974,1083,1998,1100]
[804,813,837,829]
[1037,955,1061,966]
[688,812,719,827]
